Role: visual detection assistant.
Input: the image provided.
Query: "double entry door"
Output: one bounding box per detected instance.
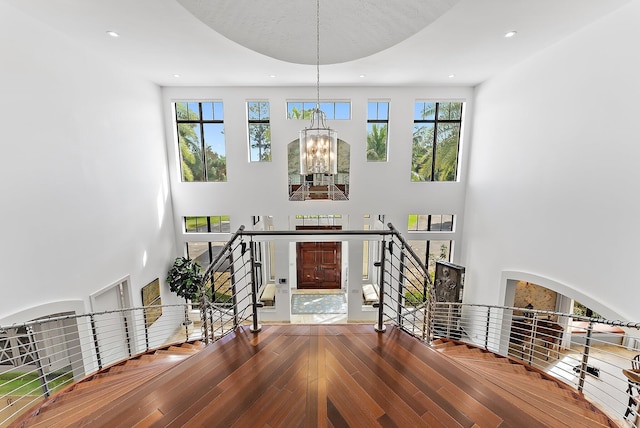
[296,226,341,289]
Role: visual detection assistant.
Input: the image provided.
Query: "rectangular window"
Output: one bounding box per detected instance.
[186,241,227,270]
[408,239,453,282]
[407,214,454,232]
[294,214,343,227]
[247,101,271,162]
[287,101,351,120]
[367,101,389,161]
[175,101,226,182]
[412,101,463,181]
[184,216,230,233]
[363,223,370,279]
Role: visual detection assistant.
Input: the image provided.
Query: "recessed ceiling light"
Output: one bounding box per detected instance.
[359,74,366,78]
[448,74,456,78]
[504,30,517,38]
[106,30,120,38]
[173,74,181,78]
[269,74,276,78]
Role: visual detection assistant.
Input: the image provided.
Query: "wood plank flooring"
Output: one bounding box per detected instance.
[13,325,616,427]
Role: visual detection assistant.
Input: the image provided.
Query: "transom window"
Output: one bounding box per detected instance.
[287,101,351,120]
[412,101,463,182]
[407,214,454,232]
[184,216,230,233]
[367,101,389,162]
[175,101,226,182]
[247,101,271,162]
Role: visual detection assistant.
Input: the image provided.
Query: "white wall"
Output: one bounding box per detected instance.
[462,1,640,320]
[0,3,177,320]
[162,85,472,252]
[162,86,473,321]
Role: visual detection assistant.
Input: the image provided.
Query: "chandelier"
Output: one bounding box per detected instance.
[299,0,337,175]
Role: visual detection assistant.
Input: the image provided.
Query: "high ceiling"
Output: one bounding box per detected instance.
[7,0,630,87]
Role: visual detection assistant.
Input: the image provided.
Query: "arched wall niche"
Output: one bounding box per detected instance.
[287,138,350,200]
[500,271,621,320]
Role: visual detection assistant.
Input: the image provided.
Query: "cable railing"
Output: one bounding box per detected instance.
[198,225,261,342]
[0,303,197,426]
[4,223,640,426]
[375,294,640,426]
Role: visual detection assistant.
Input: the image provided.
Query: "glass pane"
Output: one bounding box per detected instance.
[187,102,200,120]
[249,123,271,162]
[367,102,377,120]
[414,101,435,121]
[320,102,334,119]
[178,123,203,181]
[411,123,434,181]
[366,123,388,161]
[378,102,389,120]
[405,240,428,302]
[434,122,461,181]
[186,242,209,269]
[208,216,220,233]
[288,102,303,119]
[213,102,224,120]
[335,102,351,119]
[428,240,451,276]
[438,102,463,120]
[203,123,226,182]
[248,101,269,121]
[175,102,188,120]
[407,214,417,231]
[201,102,214,120]
[185,216,208,233]
[303,102,316,119]
[429,214,454,231]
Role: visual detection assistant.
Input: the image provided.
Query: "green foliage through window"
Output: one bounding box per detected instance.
[287,101,351,120]
[184,216,230,233]
[367,101,389,161]
[412,101,463,182]
[175,101,226,182]
[407,214,454,231]
[248,101,271,162]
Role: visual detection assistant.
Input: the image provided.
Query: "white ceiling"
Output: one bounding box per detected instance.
[6,0,631,87]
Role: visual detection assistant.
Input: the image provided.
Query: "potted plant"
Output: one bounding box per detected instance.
[166,257,203,324]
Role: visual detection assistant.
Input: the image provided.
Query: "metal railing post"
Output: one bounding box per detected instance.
[249,238,262,333]
[27,326,50,398]
[484,307,491,350]
[142,308,150,351]
[375,236,387,332]
[90,314,102,370]
[527,314,538,365]
[578,321,594,392]
[397,241,406,328]
[229,250,239,328]
[200,286,210,345]
[183,304,190,341]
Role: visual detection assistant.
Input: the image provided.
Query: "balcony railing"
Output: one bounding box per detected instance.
[2,224,640,426]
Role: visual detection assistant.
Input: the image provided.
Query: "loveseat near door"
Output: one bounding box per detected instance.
[296,226,341,289]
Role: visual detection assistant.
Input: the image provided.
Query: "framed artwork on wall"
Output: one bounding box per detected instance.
[141,278,162,328]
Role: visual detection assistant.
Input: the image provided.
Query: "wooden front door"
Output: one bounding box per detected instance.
[296,226,341,289]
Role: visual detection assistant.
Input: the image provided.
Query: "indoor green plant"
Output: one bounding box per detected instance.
[166,256,203,315]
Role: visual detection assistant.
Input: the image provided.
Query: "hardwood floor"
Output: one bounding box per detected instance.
[13,325,616,427]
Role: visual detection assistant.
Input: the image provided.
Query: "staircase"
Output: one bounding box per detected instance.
[431,339,616,427]
[12,341,205,427]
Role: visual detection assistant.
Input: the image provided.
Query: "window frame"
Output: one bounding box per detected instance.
[247,101,271,162]
[367,101,389,162]
[412,101,463,182]
[175,101,226,182]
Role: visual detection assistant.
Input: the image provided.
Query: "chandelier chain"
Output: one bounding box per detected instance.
[316,0,320,110]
